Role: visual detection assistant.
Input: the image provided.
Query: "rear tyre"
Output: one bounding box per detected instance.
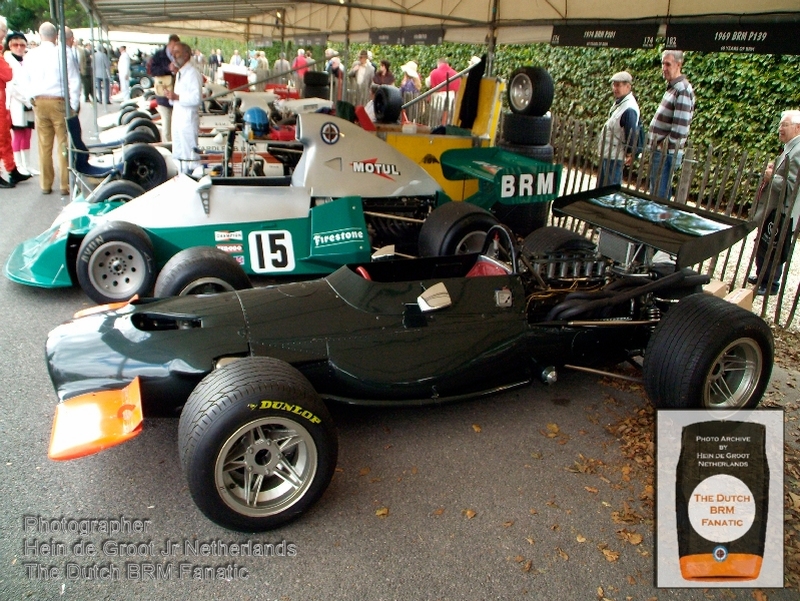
[120,109,151,125]
[522,226,596,256]
[116,104,136,125]
[121,143,168,190]
[154,247,253,296]
[501,112,552,146]
[179,357,338,531]
[126,117,161,142]
[507,66,554,116]
[76,220,156,303]
[418,202,500,257]
[493,202,551,238]
[303,71,330,87]
[124,130,156,144]
[373,85,403,124]
[643,294,773,409]
[303,85,330,100]
[129,85,144,99]
[497,140,554,163]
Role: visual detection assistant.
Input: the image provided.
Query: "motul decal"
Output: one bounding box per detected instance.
[214,230,243,242]
[351,159,400,180]
[216,244,243,254]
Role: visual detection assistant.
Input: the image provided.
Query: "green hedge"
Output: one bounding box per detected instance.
[196,38,798,157]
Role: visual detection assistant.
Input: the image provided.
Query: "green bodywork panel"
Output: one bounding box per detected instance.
[443,147,562,209]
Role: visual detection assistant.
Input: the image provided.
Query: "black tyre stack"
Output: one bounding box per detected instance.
[303,71,330,100]
[495,66,556,237]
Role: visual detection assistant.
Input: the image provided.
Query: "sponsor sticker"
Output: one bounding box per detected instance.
[216,244,243,254]
[214,230,244,242]
[312,228,365,248]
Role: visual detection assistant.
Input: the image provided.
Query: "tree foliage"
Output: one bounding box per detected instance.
[1,0,89,33]
[193,35,800,157]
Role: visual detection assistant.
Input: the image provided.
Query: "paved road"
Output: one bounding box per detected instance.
[0,103,796,601]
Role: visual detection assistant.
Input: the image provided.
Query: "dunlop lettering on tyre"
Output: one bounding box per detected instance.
[178,357,337,532]
[248,400,322,424]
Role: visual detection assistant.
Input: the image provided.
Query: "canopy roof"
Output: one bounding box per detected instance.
[76,0,798,45]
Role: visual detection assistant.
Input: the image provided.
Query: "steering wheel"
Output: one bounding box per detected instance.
[479,224,518,274]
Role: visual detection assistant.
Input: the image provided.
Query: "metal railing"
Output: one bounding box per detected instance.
[550,115,800,329]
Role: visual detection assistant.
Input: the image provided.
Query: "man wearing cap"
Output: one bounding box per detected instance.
[348,50,375,107]
[598,70,640,187]
[646,49,695,199]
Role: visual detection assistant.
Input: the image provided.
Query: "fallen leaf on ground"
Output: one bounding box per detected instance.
[375,507,389,517]
[472,424,482,433]
[557,547,569,560]
[503,520,514,528]
[432,507,444,516]
[463,509,477,519]
[585,486,599,494]
[359,467,370,476]
[602,549,620,562]
[577,534,587,543]
[522,560,532,572]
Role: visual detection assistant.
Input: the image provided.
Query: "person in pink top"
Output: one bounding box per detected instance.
[426,57,460,93]
[291,49,308,89]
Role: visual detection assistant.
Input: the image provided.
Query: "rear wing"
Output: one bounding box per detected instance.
[440,147,562,210]
[554,185,758,268]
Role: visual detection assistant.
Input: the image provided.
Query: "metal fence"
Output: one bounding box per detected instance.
[550,115,800,329]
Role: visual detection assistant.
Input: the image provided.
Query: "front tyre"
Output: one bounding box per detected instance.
[643,294,773,409]
[154,246,252,296]
[76,220,156,304]
[179,357,338,531]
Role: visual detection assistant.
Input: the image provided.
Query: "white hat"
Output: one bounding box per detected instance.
[610,70,633,83]
[400,60,418,79]
[469,56,481,66]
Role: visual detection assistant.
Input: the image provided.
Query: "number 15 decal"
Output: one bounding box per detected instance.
[248,230,296,273]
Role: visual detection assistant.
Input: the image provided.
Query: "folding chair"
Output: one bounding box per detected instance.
[67,115,124,200]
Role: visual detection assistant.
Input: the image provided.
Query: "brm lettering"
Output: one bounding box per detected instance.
[500,173,555,198]
[352,162,400,176]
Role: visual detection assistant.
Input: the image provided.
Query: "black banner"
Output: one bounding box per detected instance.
[550,23,659,50]
[664,21,798,55]
[294,34,328,47]
[369,27,444,46]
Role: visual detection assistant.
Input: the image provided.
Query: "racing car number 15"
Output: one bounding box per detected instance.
[248,230,296,273]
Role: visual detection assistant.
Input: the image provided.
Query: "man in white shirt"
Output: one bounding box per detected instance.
[117,45,131,100]
[24,22,80,195]
[164,43,203,174]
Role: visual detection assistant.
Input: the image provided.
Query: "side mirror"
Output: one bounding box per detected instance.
[197,175,213,214]
[417,282,452,312]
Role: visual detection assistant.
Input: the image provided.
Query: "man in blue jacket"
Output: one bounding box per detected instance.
[147,34,180,142]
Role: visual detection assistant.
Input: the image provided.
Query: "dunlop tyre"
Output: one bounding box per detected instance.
[154,246,252,296]
[178,357,337,531]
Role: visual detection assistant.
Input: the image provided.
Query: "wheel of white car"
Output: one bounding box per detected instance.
[116,104,137,125]
[126,117,161,142]
[90,179,146,204]
[418,202,500,257]
[373,85,403,124]
[123,130,156,144]
[121,143,168,191]
[120,110,151,125]
[154,247,253,296]
[179,356,338,532]
[140,75,153,89]
[507,66,554,116]
[643,294,773,409]
[129,84,144,98]
[76,220,156,304]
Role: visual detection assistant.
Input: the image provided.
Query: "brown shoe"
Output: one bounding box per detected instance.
[42,188,52,194]
[60,189,70,196]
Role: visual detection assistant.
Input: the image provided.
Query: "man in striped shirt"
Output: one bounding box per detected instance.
[647,50,695,199]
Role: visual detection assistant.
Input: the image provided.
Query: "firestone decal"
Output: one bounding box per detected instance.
[313,228,365,248]
[214,230,244,242]
[351,159,400,181]
[247,400,322,424]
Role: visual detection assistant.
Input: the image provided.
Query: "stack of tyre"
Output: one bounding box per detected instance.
[495,66,556,237]
[303,71,330,100]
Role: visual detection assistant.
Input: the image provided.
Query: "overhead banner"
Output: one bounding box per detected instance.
[294,34,328,47]
[550,23,659,50]
[664,21,798,55]
[369,27,445,46]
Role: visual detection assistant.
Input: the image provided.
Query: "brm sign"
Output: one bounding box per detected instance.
[500,172,556,199]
